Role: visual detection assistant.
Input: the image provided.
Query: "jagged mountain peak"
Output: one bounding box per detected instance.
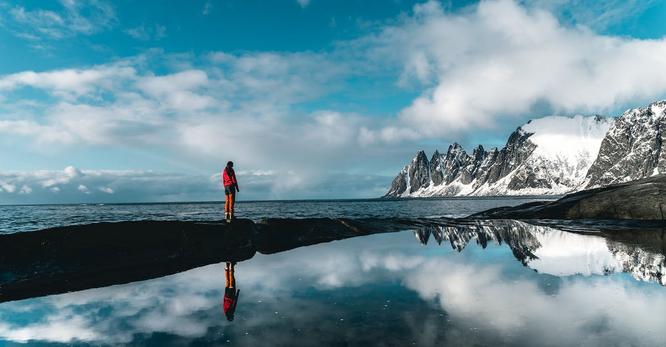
[385,101,666,198]
[412,150,428,161]
[386,112,619,197]
[449,142,464,150]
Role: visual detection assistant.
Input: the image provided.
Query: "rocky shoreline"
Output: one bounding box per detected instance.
[470,174,666,220]
[0,217,456,303]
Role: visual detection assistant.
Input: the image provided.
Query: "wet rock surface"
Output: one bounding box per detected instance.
[471,174,666,220]
[0,220,256,303]
[0,217,455,303]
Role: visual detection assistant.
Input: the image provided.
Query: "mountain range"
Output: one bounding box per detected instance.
[385,100,666,197]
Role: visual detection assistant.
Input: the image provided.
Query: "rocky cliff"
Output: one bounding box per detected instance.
[586,101,666,188]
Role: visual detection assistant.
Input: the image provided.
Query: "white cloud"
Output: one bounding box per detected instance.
[3,0,116,40]
[77,184,90,193]
[297,0,311,8]
[125,24,167,41]
[0,64,136,98]
[0,181,16,193]
[98,186,113,194]
[362,0,666,139]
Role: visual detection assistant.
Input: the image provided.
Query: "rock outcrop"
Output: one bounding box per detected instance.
[471,174,666,220]
[0,217,451,303]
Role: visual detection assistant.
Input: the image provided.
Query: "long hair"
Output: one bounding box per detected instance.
[225,161,234,175]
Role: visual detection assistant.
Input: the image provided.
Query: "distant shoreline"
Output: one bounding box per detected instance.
[0,195,559,207]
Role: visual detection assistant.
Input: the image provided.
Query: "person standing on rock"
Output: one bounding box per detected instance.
[222,161,239,222]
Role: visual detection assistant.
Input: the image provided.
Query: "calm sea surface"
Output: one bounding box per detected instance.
[0,197,546,234]
[1,198,664,346]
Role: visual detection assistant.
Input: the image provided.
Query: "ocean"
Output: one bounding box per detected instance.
[0,197,547,234]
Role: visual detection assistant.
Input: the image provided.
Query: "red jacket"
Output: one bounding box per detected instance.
[223,289,239,316]
[223,293,236,313]
[222,168,238,188]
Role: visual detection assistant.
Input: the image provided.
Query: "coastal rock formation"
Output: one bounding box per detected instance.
[0,217,445,303]
[471,174,666,220]
[0,220,256,303]
[386,115,612,197]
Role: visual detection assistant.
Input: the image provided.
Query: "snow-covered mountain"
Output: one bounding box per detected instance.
[386,115,613,197]
[585,101,666,188]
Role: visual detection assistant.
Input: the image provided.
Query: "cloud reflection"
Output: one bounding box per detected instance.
[0,228,664,346]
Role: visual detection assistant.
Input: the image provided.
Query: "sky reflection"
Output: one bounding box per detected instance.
[0,223,664,346]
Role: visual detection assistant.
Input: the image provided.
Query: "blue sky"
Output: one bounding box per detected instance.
[1,0,666,203]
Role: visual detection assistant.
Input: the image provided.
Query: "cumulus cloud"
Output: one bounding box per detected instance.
[361,0,666,139]
[0,63,135,99]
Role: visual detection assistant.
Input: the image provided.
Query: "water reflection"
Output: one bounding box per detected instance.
[0,221,664,346]
[224,262,240,321]
[412,220,665,286]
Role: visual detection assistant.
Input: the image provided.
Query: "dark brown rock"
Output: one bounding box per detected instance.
[471,174,666,220]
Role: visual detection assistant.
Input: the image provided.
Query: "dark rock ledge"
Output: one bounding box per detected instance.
[470,174,666,220]
[0,217,452,303]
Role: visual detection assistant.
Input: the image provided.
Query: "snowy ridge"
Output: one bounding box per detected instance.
[386,114,614,197]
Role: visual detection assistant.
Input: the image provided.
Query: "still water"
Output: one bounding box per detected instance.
[0,197,545,234]
[0,199,664,346]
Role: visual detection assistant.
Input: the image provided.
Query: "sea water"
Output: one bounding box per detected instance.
[0,197,544,234]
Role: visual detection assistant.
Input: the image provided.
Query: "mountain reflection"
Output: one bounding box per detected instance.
[412,220,666,286]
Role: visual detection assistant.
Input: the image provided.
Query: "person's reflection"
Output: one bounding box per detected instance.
[223,262,240,321]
